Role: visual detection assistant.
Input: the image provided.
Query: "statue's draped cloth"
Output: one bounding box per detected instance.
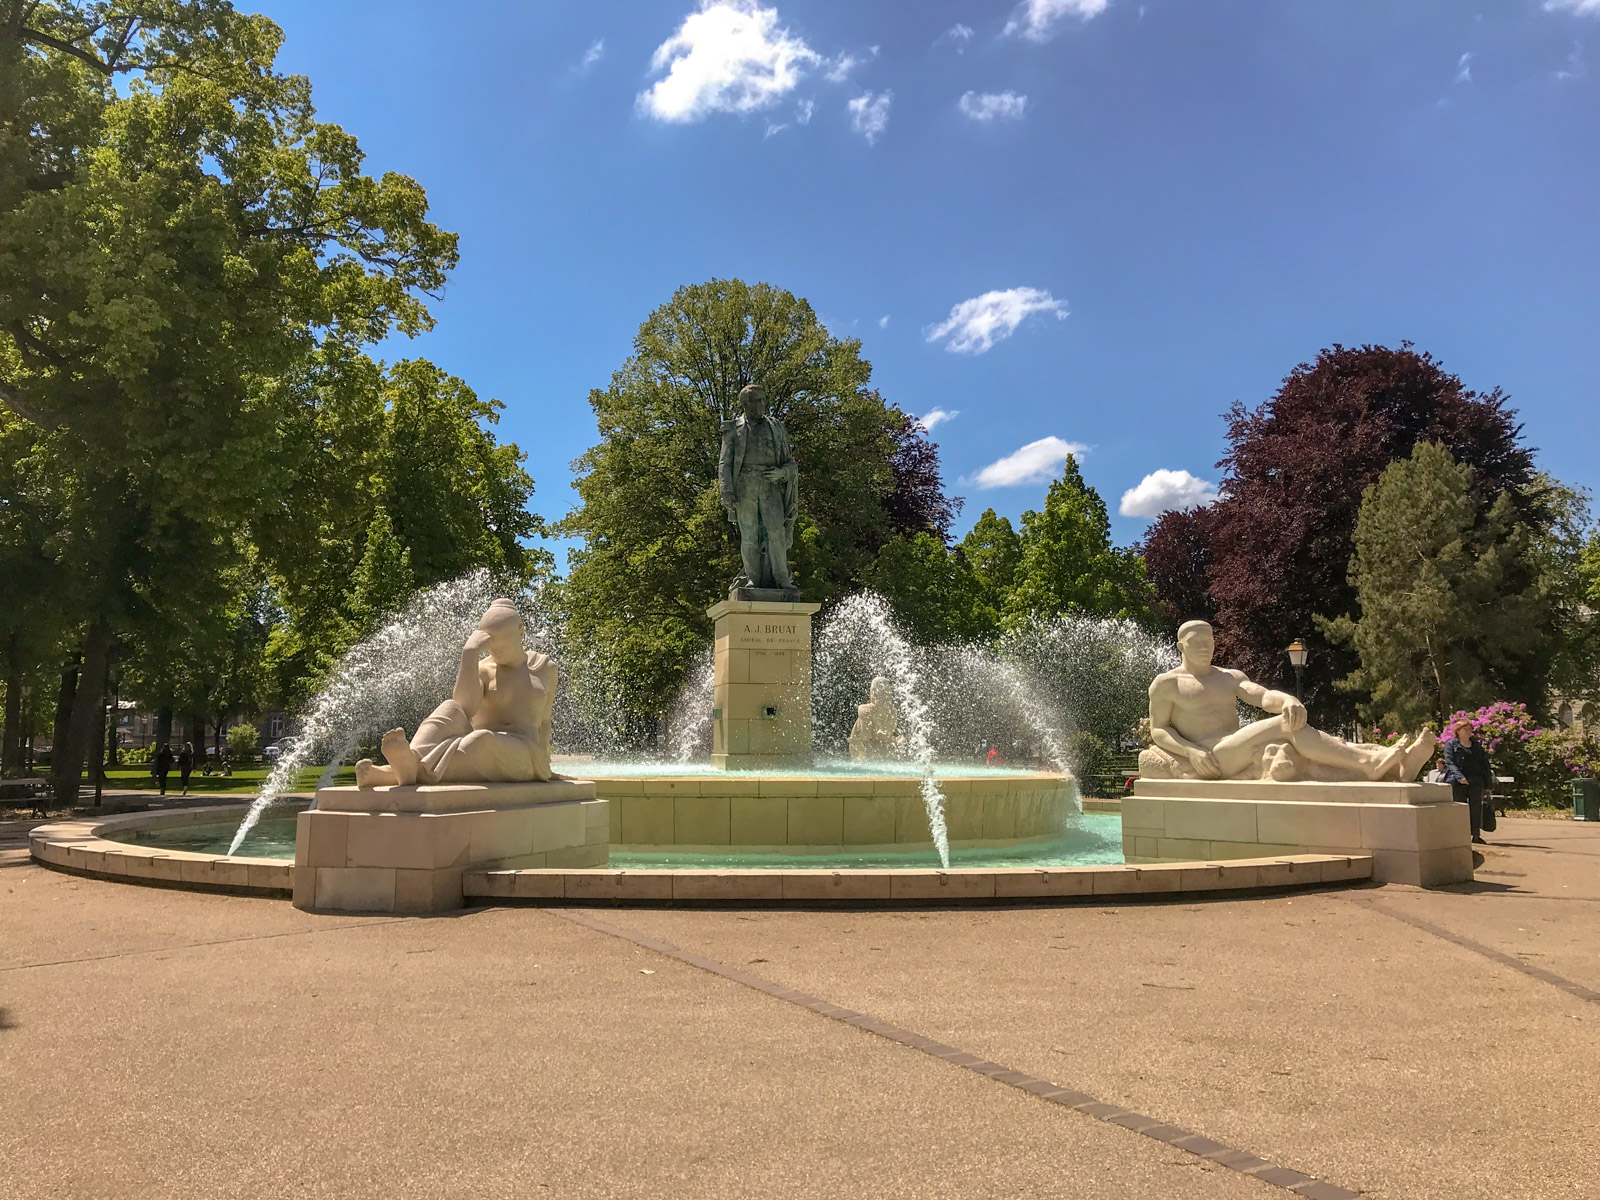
[407,657,554,783]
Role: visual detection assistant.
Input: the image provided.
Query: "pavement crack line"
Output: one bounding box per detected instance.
[1346,899,1600,1008]
[1,918,414,973]
[544,907,1362,1200]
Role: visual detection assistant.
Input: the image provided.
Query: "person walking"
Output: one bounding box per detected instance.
[177,742,194,796]
[1442,717,1494,845]
[152,742,173,796]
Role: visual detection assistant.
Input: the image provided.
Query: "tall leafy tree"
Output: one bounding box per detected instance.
[1138,504,1217,631]
[1003,457,1154,626]
[257,353,542,712]
[1144,344,1535,721]
[1,4,461,798]
[559,279,954,735]
[862,534,991,644]
[959,508,1021,624]
[1320,443,1561,727]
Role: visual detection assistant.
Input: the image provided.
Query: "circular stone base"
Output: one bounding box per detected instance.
[28,803,1375,905]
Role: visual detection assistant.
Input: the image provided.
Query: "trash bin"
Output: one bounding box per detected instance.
[1574,779,1600,822]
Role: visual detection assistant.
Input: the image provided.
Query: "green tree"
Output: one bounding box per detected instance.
[1,3,459,801]
[1320,443,1565,728]
[346,506,414,638]
[1004,458,1154,626]
[862,534,991,644]
[958,508,1021,628]
[559,279,953,736]
[256,353,542,712]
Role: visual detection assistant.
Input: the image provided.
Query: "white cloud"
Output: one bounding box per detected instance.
[795,97,814,124]
[579,38,605,72]
[1456,51,1474,83]
[824,46,877,83]
[1557,41,1586,79]
[1118,469,1220,518]
[942,23,975,51]
[1005,0,1111,42]
[925,286,1068,354]
[971,437,1088,489]
[638,1,820,123]
[959,90,1028,121]
[1544,0,1600,13]
[848,90,892,143]
[917,407,958,432]
[878,314,890,329]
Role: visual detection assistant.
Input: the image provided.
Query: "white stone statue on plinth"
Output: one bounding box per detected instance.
[355,597,555,787]
[848,676,901,761]
[1141,620,1437,783]
[299,598,605,913]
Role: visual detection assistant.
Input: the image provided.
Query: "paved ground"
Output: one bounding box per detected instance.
[2,816,1596,1199]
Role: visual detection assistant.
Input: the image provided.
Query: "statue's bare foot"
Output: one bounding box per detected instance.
[355,758,399,788]
[1397,730,1439,782]
[380,728,421,786]
[1369,741,1407,780]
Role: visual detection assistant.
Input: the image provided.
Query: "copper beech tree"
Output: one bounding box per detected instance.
[1141,344,1541,724]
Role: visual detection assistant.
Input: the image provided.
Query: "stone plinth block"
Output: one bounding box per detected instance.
[295,781,607,913]
[314,778,595,814]
[1133,778,1455,806]
[708,598,821,771]
[1123,778,1471,887]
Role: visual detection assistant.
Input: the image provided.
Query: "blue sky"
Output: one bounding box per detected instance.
[255,0,1600,556]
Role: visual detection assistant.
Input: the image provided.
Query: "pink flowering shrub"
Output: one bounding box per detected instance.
[1444,701,1600,807]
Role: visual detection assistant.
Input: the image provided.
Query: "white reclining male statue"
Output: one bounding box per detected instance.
[355,597,556,787]
[1141,620,1436,783]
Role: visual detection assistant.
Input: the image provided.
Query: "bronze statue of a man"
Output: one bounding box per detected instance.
[719,382,798,595]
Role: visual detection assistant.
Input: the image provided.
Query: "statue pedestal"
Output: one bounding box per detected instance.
[1122,779,1473,887]
[293,780,607,913]
[707,598,821,770]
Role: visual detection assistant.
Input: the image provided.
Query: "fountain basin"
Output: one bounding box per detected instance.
[588,769,1076,855]
[30,803,1374,904]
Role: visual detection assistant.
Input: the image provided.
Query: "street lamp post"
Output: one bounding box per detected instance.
[1286,638,1309,702]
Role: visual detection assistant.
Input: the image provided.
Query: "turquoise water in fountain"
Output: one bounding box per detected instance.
[551,759,1055,778]
[106,811,1125,869]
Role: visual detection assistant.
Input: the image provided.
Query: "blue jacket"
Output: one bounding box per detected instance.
[1442,736,1492,785]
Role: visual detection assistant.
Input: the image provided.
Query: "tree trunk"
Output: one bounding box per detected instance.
[2,633,20,777]
[48,655,81,802]
[156,707,173,748]
[91,680,109,796]
[52,620,112,806]
[186,712,204,759]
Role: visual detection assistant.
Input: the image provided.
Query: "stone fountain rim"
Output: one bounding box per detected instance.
[29,801,1372,903]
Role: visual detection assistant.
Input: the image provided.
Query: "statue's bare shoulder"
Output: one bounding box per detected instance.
[1149,667,1187,697]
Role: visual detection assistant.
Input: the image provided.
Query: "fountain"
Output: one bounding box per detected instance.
[42,381,1177,909]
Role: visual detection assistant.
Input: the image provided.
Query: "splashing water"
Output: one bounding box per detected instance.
[815,593,951,866]
[667,648,715,763]
[226,571,545,855]
[946,646,1079,811]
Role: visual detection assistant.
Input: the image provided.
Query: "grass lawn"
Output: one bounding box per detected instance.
[101,765,356,794]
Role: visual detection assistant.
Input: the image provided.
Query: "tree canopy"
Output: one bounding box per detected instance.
[1003,456,1154,627]
[0,3,536,794]
[1142,344,1537,721]
[1320,443,1560,728]
[558,279,954,735]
